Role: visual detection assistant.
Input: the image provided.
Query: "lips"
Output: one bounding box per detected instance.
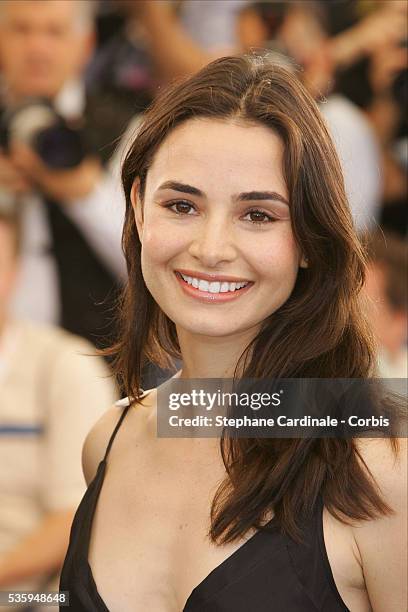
[174,271,254,303]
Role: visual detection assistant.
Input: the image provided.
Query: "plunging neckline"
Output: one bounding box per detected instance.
[60,385,350,612]
[84,461,279,612]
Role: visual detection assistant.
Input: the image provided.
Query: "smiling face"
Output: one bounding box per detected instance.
[132,118,307,340]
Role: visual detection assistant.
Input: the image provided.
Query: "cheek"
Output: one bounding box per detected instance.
[140,220,185,270]
[249,227,300,281]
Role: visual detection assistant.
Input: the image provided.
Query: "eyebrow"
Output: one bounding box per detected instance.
[157,181,202,196]
[156,181,290,206]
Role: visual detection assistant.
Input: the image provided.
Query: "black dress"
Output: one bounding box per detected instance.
[60,401,350,611]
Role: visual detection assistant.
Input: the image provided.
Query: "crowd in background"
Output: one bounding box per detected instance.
[0,1,406,609]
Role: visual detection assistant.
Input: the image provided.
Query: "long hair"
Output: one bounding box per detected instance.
[109,55,400,542]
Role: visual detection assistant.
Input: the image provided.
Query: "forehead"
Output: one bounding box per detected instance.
[2,0,78,26]
[146,118,287,194]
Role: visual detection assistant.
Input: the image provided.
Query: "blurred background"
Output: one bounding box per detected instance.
[0,0,406,609]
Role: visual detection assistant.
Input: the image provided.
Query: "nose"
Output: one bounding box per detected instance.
[25,30,53,58]
[187,213,238,268]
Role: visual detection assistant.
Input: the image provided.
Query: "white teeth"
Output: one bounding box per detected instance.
[198,279,209,291]
[179,273,249,294]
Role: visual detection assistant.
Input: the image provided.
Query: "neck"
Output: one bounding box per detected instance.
[1,84,57,108]
[176,325,258,379]
[1,79,82,112]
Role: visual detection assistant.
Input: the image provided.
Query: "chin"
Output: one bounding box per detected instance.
[21,79,58,99]
[191,325,240,337]
[174,315,256,339]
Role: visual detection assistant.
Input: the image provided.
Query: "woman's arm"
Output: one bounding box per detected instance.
[329,4,407,71]
[353,437,407,611]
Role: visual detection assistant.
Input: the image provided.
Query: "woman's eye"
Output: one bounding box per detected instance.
[243,210,276,224]
[164,202,277,224]
[165,200,196,215]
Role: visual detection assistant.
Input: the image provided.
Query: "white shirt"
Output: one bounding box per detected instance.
[320,94,382,233]
[0,319,118,596]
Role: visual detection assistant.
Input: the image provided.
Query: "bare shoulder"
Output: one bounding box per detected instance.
[82,390,157,486]
[351,437,407,612]
[81,404,125,486]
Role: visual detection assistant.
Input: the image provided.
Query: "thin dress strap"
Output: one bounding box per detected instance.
[102,404,131,462]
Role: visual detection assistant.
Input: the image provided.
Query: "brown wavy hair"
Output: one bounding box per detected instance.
[109,55,400,543]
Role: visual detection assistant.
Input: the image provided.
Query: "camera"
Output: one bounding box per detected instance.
[0,98,87,169]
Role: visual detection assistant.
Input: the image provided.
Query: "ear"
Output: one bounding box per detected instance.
[299,254,308,269]
[130,178,144,241]
[80,30,96,70]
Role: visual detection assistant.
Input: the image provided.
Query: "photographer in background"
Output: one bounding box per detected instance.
[0,0,127,350]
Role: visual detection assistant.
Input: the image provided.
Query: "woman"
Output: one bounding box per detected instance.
[60,56,407,611]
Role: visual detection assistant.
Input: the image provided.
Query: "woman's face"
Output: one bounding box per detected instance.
[132,118,306,339]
